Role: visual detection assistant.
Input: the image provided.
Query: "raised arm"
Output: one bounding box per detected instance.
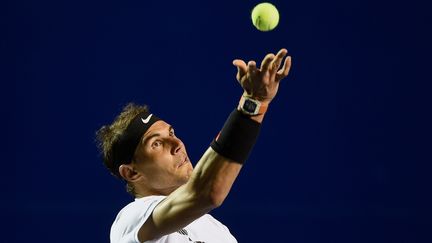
[138,48,292,242]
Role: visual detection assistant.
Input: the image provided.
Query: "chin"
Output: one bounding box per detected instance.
[184,163,194,180]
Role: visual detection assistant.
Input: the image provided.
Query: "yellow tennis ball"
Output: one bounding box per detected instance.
[251,2,280,31]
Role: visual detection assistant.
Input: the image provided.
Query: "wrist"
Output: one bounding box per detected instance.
[210,109,262,163]
[237,95,269,123]
[241,91,272,105]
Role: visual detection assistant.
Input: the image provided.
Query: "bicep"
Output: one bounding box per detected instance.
[137,185,213,241]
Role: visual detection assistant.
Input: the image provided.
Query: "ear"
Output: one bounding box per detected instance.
[119,164,142,182]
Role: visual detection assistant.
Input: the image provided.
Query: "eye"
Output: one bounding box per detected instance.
[151,140,162,148]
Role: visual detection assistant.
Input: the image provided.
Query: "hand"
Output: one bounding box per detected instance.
[233,48,292,104]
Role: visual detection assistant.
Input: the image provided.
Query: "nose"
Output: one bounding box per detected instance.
[170,137,184,155]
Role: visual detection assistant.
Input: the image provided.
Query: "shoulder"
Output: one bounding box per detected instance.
[110,196,166,243]
[119,196,165,218]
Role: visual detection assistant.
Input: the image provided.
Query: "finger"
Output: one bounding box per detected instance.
[276,56,292,81]
[270,48,288,72]
[233,59,247,81]
[247,60,257,75]
[260,53,275,72]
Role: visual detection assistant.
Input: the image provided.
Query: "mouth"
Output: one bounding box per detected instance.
[178,156,189,168]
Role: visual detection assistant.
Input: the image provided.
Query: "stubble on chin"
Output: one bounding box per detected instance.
[184,163,194,181]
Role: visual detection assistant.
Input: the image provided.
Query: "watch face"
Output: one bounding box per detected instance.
[243,99,257,112]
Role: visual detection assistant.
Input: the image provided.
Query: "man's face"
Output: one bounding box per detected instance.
[133,120,193,193]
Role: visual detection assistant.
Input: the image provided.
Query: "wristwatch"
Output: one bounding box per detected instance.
[238,96,268,116]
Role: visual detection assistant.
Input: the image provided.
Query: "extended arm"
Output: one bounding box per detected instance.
[138,48,292,242]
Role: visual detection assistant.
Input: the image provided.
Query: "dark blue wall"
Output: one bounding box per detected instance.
[6,0,432,242]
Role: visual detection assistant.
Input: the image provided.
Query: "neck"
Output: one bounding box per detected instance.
[134,184,180,198]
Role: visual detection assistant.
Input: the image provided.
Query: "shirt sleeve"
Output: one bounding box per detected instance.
[110,196,166,243]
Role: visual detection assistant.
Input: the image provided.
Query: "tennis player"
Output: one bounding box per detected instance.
[96,48,292,242]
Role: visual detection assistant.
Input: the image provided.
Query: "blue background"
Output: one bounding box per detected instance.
[5,0,432,242]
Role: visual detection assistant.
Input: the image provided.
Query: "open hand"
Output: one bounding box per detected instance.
[233,48,292,104]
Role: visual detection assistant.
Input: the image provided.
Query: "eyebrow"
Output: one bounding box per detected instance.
[143,125,173,145]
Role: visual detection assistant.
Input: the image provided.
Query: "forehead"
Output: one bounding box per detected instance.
[143,120,171,137]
